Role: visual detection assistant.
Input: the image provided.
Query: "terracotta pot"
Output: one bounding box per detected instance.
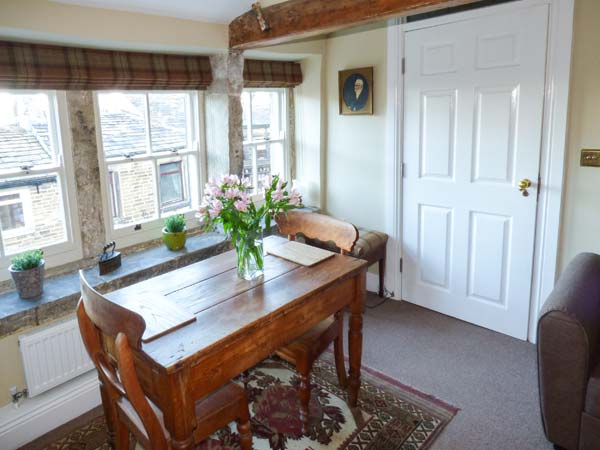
[162,228,186,251]
[9,260,45,300]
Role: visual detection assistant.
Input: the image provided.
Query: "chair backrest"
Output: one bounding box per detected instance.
[275,211,359,255]
[77,272,168,450]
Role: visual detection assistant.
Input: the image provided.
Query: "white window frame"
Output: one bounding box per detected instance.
[94,91,204,248]
[0,189,34,238]
[242,88,291,188]
[0,90,82,280]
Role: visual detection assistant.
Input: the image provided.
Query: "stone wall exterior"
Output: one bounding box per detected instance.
[2,181,65,255]
[111,162,156,227]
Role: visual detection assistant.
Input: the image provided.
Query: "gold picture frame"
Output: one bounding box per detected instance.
[339,67,373,115]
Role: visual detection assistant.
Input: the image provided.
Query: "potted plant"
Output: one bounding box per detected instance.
[162,214,187,251]
[9,249,45,299]
[198,174,301,280]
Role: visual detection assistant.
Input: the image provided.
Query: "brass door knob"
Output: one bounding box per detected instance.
[518,178,532,196]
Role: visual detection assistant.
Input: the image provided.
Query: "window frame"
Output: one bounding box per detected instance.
[94,90,205,248]
[242,88,291,189]
[0,90,82,280]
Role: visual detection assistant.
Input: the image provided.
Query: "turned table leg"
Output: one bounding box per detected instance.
[348,271,366,407]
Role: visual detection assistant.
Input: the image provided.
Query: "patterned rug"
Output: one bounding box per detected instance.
[20,357,457,450]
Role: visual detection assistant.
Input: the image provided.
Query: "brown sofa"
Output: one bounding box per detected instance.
[538,253,600,450]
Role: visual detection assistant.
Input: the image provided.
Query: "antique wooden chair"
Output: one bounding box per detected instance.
[77,272,253,450]
[274,211,359,434]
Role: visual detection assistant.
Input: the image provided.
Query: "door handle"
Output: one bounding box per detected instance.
[518,178,532,197]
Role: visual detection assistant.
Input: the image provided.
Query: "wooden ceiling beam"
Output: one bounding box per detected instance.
[230,0,483,49]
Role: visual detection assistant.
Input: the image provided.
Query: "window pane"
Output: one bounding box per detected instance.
[159,161,184,205]
[250,91,273,141]
[149,94,189,153]
[98,93,147,158]
[0,175,68,255]
[108,161,158,228]
[0,92,54,171]
[0,201,25,231]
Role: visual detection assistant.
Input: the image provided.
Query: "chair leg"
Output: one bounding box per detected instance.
[333,312,347,388]
[378,257,385,298]
[297,359,311,436]
[114,419,130,450]
[237,418,253,450]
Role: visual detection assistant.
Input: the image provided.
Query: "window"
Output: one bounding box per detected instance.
[96,92,202,243]
[241,89,289,189]
[0,91,79,268]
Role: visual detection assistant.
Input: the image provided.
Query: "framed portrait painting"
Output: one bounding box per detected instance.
[339,67,373,115]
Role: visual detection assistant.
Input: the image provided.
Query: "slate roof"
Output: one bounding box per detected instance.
[0,124,52,170]
[0,95,189,170]
[100,95,188,158]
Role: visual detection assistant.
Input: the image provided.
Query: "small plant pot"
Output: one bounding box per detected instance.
[9,260,45,300]
[162,228,186,251]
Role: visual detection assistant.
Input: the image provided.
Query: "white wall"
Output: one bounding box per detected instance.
[558,0,600,271]
[324,26,388,231]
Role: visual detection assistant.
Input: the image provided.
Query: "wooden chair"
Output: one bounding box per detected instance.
[77,272,253,450]
[274,211,359,434]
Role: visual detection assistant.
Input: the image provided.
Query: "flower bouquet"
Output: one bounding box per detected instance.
[198,174,301,280]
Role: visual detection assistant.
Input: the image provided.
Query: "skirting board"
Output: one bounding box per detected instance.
[0,370,100,450]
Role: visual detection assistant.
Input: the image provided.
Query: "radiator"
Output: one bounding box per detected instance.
[19,318,94,397]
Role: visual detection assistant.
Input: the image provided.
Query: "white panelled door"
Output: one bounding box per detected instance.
[402,4,549,339]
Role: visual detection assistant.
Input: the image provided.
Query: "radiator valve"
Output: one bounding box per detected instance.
[10,386,28,406]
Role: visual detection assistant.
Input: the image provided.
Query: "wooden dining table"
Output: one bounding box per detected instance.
[103,235,368,450]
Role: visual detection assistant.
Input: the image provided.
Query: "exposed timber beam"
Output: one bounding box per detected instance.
[230,0,484,49]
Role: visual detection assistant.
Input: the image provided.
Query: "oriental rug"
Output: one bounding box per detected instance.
[19,357,457,450]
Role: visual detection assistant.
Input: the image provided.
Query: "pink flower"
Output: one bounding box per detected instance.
[208,199,223,219]
[224,187,240,199]
[272,189,285,201]
[289,188,302,206]
[234,199,249,212]
[241,177,252,189]
[260,174,273,189]
[221,174,240,186]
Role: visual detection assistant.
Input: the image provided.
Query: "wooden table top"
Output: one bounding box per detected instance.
[106,235,368,373]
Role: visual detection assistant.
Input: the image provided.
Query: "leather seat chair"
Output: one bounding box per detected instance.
[537,253,600,450]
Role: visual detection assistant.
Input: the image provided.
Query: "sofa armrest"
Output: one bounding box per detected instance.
[537,253,600,450]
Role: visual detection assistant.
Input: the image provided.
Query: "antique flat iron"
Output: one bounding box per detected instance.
[98,241,121,275]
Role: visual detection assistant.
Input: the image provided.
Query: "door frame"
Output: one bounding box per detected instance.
[384,0,575,342]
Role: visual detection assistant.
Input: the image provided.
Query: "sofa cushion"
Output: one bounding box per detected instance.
[304,227,387,265]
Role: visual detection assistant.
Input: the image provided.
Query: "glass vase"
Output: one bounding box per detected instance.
[234,228,264,280]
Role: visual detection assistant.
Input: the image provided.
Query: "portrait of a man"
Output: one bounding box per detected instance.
[339,67,373,115]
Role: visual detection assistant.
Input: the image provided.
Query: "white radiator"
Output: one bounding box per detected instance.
[19,318,94,397]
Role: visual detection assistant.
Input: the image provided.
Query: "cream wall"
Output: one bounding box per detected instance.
[324,26,388,231]
[0,0,228,52]
[558,0,600,272]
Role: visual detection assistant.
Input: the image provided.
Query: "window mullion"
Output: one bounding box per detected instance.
[152,157,162,218]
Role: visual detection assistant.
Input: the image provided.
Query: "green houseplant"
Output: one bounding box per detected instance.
[162,215,187,251]
[9,249,45,299]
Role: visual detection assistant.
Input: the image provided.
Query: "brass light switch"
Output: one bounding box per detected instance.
[581,149,600,167]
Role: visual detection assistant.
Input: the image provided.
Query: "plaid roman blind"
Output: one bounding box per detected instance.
[0,41,213,90]
[243,59,302,88]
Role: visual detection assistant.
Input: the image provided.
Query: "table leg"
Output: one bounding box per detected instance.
[159,368,197,450]
[348,271,366,407]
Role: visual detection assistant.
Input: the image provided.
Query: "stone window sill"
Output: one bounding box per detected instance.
[0,232,229,339]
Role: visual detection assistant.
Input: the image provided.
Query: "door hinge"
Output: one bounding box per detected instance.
[401,162,406,178]
[401,57,406,75]
[537,174,542,199]
[399,257,403,273]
